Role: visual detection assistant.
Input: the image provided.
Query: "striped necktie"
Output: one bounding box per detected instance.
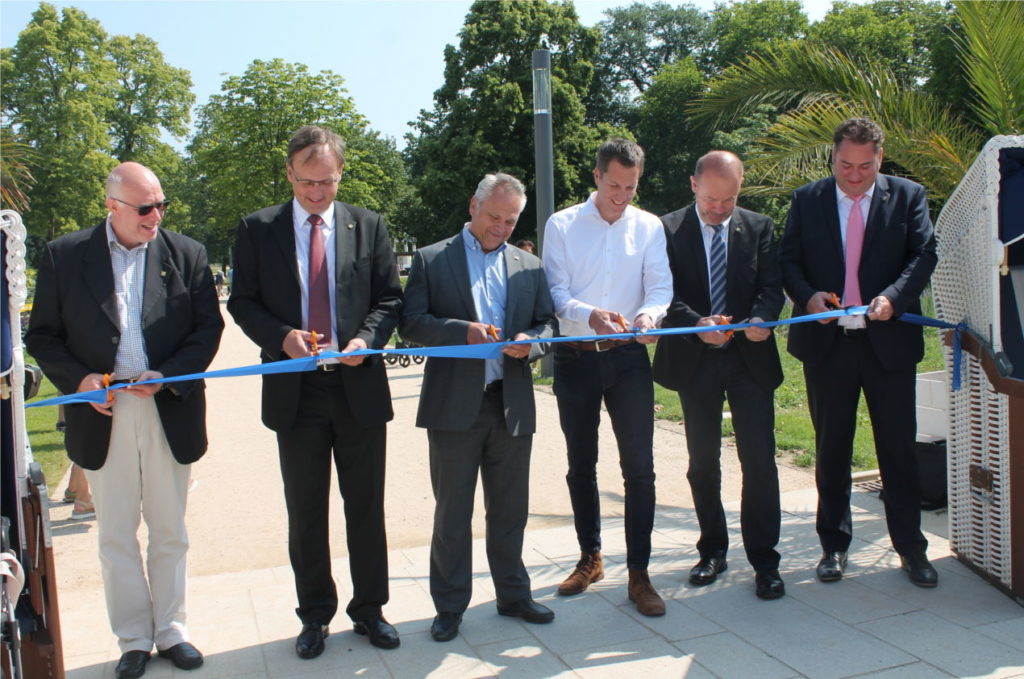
[708,223,727,316]
[307,214,332,344]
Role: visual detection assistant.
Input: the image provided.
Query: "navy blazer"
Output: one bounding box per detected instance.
[779,174,937,371]
[227,200,403,432]
[399,235,557,436]
[652,204,784,393]
[26,223,224,470]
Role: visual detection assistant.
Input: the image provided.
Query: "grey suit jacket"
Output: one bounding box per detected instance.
[399,235,557,436]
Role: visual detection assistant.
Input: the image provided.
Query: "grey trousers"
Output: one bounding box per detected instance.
[427,391,533,613]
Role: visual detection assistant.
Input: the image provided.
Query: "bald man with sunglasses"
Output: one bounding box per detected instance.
[27,162,223,678]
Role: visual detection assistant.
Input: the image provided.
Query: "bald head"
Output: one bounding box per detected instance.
[690,151,744,225]
[693,151,744,182]
[105,162,166,249]
[106,162,162,199]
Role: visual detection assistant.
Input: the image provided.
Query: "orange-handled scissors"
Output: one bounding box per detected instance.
[715,316,735,340]
[824,292,842,310]
[615,313,629,331]
[309,330,321,356]
[486,324,501,341]
[101,373,114,403]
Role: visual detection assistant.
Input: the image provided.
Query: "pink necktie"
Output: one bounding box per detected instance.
[843,195,865,307]
[307,214,331,344]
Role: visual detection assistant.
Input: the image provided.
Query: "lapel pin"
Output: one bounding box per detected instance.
[347,223,354,229]
[160,270,167,278]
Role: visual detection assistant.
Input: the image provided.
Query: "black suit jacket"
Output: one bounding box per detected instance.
[652,205,784,392]
[26,223,224,470]
[399,236,557,436]
[227,200,402,432]
[779,174,937,371]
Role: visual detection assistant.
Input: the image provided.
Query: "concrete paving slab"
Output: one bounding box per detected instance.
[473,639,574,678]
[560,637,711,677]
[673,631,799,679]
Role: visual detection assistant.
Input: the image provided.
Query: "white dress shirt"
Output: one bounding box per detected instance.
[543,193,672,338]
[106,218,149,380]
[836,183,875,329]
[291,198,339,352]
[697,212,733,296]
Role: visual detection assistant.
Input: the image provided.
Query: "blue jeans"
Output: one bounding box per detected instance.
[553,342,656,569]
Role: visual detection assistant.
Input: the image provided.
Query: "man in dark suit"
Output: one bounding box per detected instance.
[27,162,223,679]
[228,126,403,656]
[652,151,785,600]
[780,117,938,587]
[400,173,558,642]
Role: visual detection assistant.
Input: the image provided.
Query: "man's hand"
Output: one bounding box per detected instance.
[807,291,838,324]
[467,322,499,345]
[78,372,113,416]
[633,313,658,345]
[697,315,732,346]
[866,295,894,321]
[502,332,531,359]
[282,329,315,359]
[589,309,625,335]
[743,317,771,342]
[126,370,164,398]
[339,338,368,366]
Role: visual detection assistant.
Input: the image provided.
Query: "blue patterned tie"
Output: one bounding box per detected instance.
[708,224,727,316]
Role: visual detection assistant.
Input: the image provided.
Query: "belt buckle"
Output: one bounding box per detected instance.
[317,362,338,372]
[593,339,612,352]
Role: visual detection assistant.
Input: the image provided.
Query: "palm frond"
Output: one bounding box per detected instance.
[953,0,1024,135]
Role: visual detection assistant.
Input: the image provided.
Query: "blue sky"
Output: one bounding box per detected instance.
[2,0,842,149]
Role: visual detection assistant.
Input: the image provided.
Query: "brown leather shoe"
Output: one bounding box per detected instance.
[558,551,604,596]
[628,568,666,617]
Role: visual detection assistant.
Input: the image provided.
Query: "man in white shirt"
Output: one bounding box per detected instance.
[543,139,672,617]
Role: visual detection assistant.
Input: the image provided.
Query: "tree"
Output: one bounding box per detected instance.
[188,58,408,261]
[405,0,612,246]
[1,3,117,241]
[585,2,711,125]
[0,129,37,213]
[709,0,808,73]
[689,0,1021,204]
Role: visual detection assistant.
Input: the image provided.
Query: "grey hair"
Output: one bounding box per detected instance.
[287,125,346,167]
[474,172,527,207]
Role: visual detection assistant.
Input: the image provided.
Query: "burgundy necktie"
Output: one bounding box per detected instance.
[843,195,866,307]
[307,214,331,344]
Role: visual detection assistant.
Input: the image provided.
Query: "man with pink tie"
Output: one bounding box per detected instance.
[779,118,939,588]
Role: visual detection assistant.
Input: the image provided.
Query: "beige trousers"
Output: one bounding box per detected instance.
[84,392,191,653]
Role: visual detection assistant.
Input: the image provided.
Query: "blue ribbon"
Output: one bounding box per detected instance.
[28,305,967,407]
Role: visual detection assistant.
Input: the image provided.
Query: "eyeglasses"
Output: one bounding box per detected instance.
[112,197,171,216]
[292,175,341,188]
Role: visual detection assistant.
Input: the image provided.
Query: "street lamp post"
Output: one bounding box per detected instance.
[532,49,555,377]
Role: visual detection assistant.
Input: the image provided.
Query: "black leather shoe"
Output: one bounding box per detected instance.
[496,598,555,624]
[901,551,938,588]
[353,617,400,649]
[115,650,150,679]
[754,569,786,600]
[816,551,848,582]
[430,612,463,642]
[157,642,203,670]
[688,556,728,586]
[295,624,328,659]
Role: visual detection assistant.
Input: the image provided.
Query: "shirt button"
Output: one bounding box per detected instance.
[111,336,118,344]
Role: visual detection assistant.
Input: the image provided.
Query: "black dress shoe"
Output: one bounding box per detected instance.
[158,642,204,670]
[430,612,463,642]
[353,617,400,649]
[115,650,150,679]
[496,598,554,624]
[688,556,728,586]
[901,551,938,588]
[295,624,328,659]
[754,569,786,600]
[816,551,848,582]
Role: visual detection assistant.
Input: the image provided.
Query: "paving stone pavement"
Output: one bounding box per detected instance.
[48,304,1024,678]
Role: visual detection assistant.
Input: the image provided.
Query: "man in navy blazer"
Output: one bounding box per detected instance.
[228,126,403,656]
[27,162,223,678]
[652,151,785,600]
[400,173,558,642]
[779,118,939,587]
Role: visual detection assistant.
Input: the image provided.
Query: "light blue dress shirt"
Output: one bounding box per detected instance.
[462,224,507,388]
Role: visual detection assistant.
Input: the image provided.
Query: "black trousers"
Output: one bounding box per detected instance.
[276,369,389,625]
[804,332,928,555]
[677,344,781,571]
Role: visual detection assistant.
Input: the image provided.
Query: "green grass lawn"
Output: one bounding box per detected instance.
[21,361,69,496]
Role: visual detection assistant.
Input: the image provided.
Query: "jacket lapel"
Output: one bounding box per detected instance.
[273,202,300,286]
[726,210,747,312]
[862,174,890,255]
[818,177,844,264]
[444,233,479,322]
[83,223,119,329]
[334,202,356,302]
[503,245,523,333]
[141,232,171,326]
[681,206,711,308]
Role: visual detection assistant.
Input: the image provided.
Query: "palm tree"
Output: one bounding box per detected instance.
[1,129,36,213]
[689,0,1023,202]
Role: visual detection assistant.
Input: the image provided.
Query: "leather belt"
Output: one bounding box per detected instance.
[841,327,867,336]
[484,379,503,393]
[315,362,340,372]
[563,339,634,352]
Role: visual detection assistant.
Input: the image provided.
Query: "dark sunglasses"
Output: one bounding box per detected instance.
[112,197,172,216]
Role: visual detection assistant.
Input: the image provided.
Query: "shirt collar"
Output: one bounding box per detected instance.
[292,198,335,227]
[105,215,149,253]
[836,182,875,204]
[462,223,506,255]
[696,209,732,232]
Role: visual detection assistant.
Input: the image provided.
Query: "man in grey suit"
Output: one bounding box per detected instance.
[400,173,559,642]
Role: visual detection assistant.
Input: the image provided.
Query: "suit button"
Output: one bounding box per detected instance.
[111,336,118,343]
